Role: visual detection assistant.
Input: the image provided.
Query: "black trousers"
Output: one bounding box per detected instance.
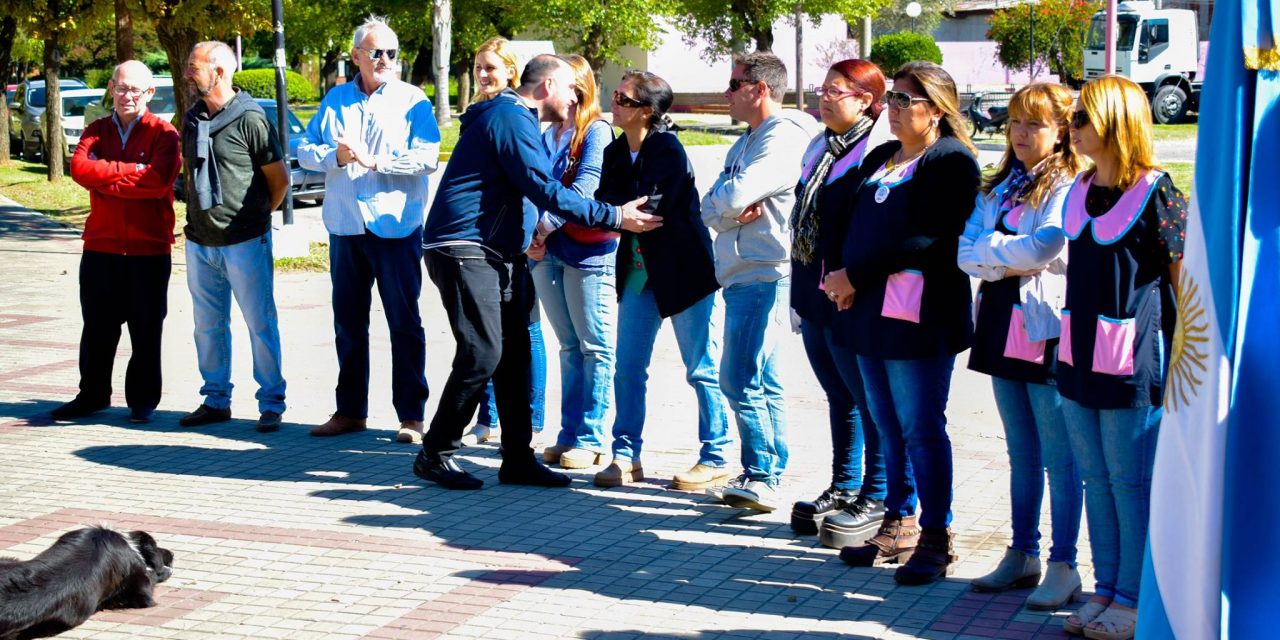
[77,250,171,410]
[422,245,534,458]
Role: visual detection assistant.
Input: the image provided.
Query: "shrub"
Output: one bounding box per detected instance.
[85,68,113,88]
[232,68,315,103]
[869,32,943,77]
[140,51,171,75]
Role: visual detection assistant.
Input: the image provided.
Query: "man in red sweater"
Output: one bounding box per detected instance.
[52,60,182,423]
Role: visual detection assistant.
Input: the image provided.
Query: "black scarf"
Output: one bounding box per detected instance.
[790,116,873,265]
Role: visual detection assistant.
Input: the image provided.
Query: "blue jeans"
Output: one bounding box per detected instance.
[720,279,790,485]
[858,354,952,529]
[185,234,286,414]
[800,319,886,499]
[475,321,546,431]
[532,254,616,452]
[1061,398,1155,608]
[991,377,1083,564]
[611,288,730,464]
[329,230,428,421]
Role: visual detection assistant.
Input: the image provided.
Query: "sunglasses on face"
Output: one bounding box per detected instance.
[1070,110,1091,129]
[613,91,644,109]
[358,47,398,61]
[880,90,931,109]
[727,77,756,93]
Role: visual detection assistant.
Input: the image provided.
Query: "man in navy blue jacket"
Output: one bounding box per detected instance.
[416,54,659,490]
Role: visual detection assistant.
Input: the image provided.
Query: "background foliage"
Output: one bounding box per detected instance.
[869,31,942,76]
[987,0,1101,84]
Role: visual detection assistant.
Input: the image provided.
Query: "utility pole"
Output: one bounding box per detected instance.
[795,4,804,111]
[270,0,293,225]
[1029,3,1036,82]
[862,16,872,59]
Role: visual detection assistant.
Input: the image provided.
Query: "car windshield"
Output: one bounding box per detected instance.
[63,95,101,117]
[27,82,87,107]
[1087,14,1140,51]
[260,106,306,135]
[149,86,177,114]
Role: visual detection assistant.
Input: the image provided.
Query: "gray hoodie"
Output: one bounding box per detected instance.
[700,108,822,287]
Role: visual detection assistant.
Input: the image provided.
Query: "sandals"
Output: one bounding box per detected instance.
[1083,605,1138,640]
[1063,600,1109,635]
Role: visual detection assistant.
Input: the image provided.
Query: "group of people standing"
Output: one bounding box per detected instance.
[50,14,1183,640]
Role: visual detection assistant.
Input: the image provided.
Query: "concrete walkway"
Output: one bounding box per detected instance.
[0,185,1091,639]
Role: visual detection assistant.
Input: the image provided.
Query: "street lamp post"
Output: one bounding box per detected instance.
[905,2,922,33]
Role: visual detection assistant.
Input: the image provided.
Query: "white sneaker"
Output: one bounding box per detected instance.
[460,423,492,446]
[722,479,780,513]
[706,473,749,502]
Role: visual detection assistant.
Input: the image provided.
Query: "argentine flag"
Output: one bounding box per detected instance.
[1138,1,1280,638]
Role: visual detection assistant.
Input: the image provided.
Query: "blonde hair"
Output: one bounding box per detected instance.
[471,37,519,104]
[560,54,605,162]
[1080,75,1159,190]
[893,61,977,156]
[983,83,1086,207]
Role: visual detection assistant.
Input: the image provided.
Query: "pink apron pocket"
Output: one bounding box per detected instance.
[1092,315,1136,376]
[881,270,924,323]
[1003,305,1046,364]
[1059,310,1074,367]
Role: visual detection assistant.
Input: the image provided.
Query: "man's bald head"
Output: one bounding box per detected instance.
[112,60,154,87]
[109,59,157,124]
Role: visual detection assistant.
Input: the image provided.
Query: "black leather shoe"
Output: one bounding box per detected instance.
[498,454,572,487]
[129,407,155,424]
[179,404,232,427]
[256,411,282,433]
[791,485,857,535]
[414,450,483,490]
[820,494,887,549]
[50,397,109,421]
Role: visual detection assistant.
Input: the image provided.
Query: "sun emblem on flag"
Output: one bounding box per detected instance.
[1165,271,1210,412]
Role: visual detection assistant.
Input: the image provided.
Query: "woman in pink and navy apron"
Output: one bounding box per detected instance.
[785,59,890,550]
[1057,76,1187,640]
[957,83,1086,611]
[825,62,980,585]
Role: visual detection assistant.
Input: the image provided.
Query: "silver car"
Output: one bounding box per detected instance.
[7,78,89,160]
[58,88,107,157]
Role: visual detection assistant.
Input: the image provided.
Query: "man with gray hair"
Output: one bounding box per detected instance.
[177,40,290,432]
[53,60,182,423]
[298,16,440,444]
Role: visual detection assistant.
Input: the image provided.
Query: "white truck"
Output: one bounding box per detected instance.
[1082,0,1201,124]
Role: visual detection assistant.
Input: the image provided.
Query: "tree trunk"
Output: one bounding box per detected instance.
[432,0,452,125]
[0,16,16,166]
[43,36,66,181]
[115,0,135,62]
[751,26,774,52]
[409,43,432,87]
[154,18,200,124]
[457,69,471,114]
[319,48,340,96]
[581,23,606,75]
[794,5,804,110]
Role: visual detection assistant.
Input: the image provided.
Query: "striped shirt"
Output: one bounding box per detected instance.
[296,75,441,238]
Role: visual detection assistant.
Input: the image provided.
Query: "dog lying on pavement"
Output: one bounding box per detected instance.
[0,527,174,639]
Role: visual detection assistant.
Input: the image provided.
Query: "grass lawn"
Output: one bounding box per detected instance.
[275,241,330,272]
[1163,161,1195,192]
[972,122,1199,146]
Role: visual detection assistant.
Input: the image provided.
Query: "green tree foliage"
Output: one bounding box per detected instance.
[672,0,889,61]
[525,0,673,73]
[868,31,941,76]
[233,68,316,102]
[987,0,1101,84]
[871,0,959,37]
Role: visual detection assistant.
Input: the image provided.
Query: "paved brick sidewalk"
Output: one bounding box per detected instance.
[0,197,1091,639]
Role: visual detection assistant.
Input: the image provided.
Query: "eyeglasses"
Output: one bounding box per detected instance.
[613,91,644,109]
[727,77,756,93]
[1070,109,1091,129]
[358,48,398,61]
[880,90,931,109]
[813,85,861,101]
[112,85,150,98]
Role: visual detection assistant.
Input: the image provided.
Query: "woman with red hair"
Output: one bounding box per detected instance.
[786,59,891,550]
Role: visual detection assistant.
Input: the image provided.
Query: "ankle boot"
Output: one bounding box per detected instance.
[838,514,919,567]
[971,547,1041,592]
[894,527,956,586]
[1026,561,1083,610]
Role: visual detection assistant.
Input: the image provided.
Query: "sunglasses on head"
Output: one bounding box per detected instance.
[359,47,398,61]
[879,90,931,109]
[613,91,644,109]
[727,77,756,93]
[1070,110,1091,129]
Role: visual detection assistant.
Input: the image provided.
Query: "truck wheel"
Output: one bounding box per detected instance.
[1153,85,1189,125]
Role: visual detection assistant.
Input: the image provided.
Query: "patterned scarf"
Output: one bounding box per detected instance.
[790,116,874,265]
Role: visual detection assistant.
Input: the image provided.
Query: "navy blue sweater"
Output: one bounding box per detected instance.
[422,89,619,258]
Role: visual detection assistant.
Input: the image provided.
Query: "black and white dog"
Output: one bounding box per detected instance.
[0,527,174,639]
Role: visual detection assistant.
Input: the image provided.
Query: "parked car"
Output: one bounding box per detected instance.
[7,78,89,160]
[175,98,325,207]
[58,88,107,157]
[83,75,177,128]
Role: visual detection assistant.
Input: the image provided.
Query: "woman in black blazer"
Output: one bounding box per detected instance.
[591,71,730,491]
